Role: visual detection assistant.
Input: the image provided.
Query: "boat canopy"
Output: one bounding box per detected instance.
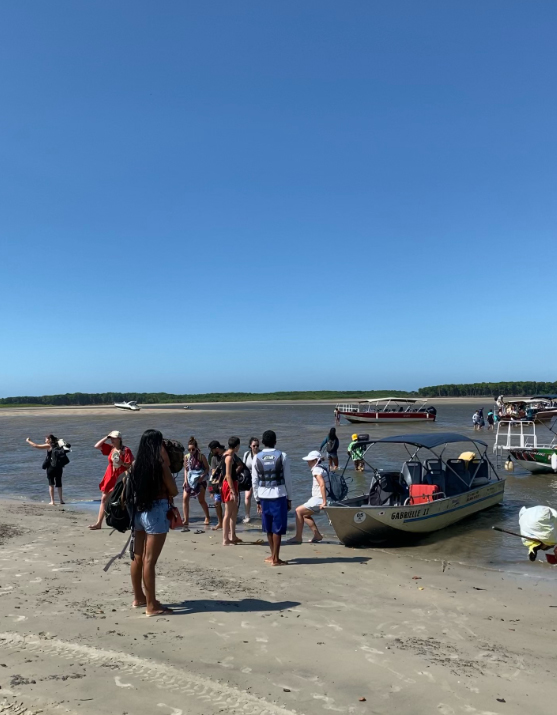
[370,432,487,449]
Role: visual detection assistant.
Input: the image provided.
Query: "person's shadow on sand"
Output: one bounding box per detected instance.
[287,556,371,566]
[166,598,300,615]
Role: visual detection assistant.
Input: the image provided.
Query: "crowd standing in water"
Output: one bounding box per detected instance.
[25,425,348,616]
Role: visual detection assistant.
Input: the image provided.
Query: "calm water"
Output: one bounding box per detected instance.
[2,401,557,573]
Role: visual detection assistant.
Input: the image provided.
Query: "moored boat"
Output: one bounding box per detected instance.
[325,433,504,546]
[493,419,557,473]
[495,395,557,424]
[114,400,141,411]
[335,397,436,424]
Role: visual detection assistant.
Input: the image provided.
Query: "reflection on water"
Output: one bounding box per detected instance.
[1,401,556,574]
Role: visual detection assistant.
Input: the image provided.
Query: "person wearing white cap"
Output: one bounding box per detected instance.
[89,430,134,530]
[286,450,329,544]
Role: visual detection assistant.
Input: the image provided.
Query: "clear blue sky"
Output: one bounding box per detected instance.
[1,1,556,397]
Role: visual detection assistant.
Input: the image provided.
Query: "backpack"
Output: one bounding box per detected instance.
[105,478,131,533]
[163,439,185,474]
[326,438,336,453]
[324,466,349,502]
[235,456,252,492]
[50,447,70,469]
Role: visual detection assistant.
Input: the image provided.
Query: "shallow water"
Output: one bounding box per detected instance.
[2,401,557,574]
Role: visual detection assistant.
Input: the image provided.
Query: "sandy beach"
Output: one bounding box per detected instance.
[0,500,555,715]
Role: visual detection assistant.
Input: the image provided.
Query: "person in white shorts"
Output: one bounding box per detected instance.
[286,450,329,544]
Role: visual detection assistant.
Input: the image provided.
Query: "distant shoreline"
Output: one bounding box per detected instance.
[0,396,495,418]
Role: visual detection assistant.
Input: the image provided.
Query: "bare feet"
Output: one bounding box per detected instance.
[264,555,274,563]
[204,519,211,525]
[49,502,55,506]
[88,524,101,530]
[271,559,289,566]
[132,600,147,608]
[285,537,302,544]
[145,606,173,617]
[223,539,234,546]
[232,537,243,544]
[309,535,323,543]
[60,501,66,505]
[212,524,223,531]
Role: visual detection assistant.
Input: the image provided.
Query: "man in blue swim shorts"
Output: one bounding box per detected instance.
[252,430,293,566]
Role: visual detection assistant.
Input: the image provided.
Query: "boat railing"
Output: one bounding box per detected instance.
[493,420,537,466]
[336,403,358,413]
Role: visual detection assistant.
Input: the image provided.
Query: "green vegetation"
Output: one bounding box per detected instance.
[2,382,554,406]
[0,390,411,407]
[418,382,557,398]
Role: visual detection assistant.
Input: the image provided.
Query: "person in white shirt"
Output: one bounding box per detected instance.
[252,430,293,566]
[242,437,259,523]
[286,450,329,544]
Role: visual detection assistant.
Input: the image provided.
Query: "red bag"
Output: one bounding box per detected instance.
[409,484,440,505]
[167,505,183,529]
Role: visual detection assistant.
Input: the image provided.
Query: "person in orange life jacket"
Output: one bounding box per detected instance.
[252,430,293,566]
[89,430,133,530]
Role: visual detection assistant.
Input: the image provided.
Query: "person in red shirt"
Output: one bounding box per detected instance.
[89,430,133,530]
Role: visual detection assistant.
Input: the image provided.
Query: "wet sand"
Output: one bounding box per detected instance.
[0,500,555,715]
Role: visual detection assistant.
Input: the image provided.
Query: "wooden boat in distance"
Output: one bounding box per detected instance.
[324,433,505,546]
[335,397,436,424]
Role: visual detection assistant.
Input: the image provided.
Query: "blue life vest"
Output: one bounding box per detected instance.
[254,449,285,488]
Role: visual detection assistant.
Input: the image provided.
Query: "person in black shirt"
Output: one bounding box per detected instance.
[26,434,66,505]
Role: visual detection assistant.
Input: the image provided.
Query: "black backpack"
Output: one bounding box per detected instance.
[105,479,131,533]
[50,447,70,469]
[163,439,185,474]
[326,438,336,453]
[216,454,252,492]
[323,466,349,502]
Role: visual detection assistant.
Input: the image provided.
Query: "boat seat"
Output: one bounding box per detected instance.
[424,459,446,493]
[445,459,469,496]
[401,461,423,487]
[469,459,490,487]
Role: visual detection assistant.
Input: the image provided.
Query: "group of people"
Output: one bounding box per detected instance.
[472,408,495,431]
[26,427,336,617]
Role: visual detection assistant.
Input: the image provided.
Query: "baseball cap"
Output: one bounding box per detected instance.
[108,430,122,439]
[302,450,322,462]
[208,440,224,450]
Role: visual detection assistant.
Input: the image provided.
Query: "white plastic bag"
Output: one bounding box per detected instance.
[519,505,557,546]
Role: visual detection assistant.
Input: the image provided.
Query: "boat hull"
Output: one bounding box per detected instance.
[339,411,436,424]
[510,448,557,474]
[324,480,505,546]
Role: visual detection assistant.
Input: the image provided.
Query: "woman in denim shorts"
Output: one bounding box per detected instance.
[128,429,178,617]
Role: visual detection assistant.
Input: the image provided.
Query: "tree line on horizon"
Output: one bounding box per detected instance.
[1,382,555,406]
[417,381,557,397]
[0,389,411,406]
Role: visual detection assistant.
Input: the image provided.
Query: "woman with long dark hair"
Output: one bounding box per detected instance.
[320,427,340,471]
[129,429,178,617]
[26,434,67,505]
[241,436,259,523]
[222,436,241,546]
[182,436,210,531]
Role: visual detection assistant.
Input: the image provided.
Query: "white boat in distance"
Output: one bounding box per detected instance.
[114,400,141,411]
[325,433,505,546]
[335,397,437,423]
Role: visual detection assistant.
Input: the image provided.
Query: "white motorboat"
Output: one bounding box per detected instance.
[325,433,505,546]
[114,400,141,412]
